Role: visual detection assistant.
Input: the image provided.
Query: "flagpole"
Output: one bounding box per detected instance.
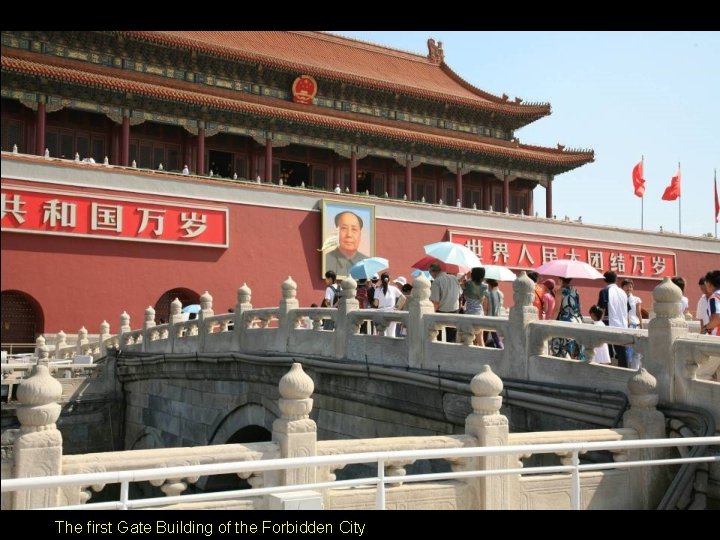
[715,168,718,239]
[641,155,644,230]
[678,161,682,234]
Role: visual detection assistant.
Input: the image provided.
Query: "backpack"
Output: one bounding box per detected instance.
[322,284,339,307]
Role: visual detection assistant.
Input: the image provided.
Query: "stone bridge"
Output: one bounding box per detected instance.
[2,272,718,508]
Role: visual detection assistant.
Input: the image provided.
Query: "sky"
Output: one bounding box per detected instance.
[335,31,720,238]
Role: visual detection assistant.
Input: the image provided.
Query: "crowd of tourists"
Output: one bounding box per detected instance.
[318,265,718,379]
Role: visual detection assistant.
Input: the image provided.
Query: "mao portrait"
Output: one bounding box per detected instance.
[320,200,375,278]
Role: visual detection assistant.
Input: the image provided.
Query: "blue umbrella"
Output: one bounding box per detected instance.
[348,257,389,280]
[411,269,432,280]
[182,304,202,314]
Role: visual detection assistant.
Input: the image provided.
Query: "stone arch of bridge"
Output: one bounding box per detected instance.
[209,402,275,446]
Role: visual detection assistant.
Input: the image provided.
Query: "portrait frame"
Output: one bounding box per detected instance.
[320,199,376,279]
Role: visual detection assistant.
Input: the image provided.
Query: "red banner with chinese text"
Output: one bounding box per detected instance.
[449,231,676,279]
[1,185,228,248]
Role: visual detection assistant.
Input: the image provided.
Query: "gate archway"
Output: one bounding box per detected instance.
[1,290,44,354]
[153,288,199,324]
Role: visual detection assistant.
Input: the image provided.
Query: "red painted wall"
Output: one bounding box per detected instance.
[2,179,716,334]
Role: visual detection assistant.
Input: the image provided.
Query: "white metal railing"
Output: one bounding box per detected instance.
[3,436,718,510]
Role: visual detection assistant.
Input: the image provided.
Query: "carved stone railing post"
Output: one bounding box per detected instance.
[277,277,299,353]
[335,277,358,359]
[76,327,89,355]
[464,365,516,509]
[143,306,156,347]
[11,347,64,509]
[622,368,668,509]
[646,278,688,403]
[506,271,537,379]
[407,275,434,369]
[233,283,252,351]
[143,306,156,330]
[119,311,131,346]
[54,331,67,359]
[34,335,46,360]
[119,311,131,334]
[198,291,214,352]
[168,298,183,351]
[199,291,214,320]
[272,363,317,487]
[98,321,111,357]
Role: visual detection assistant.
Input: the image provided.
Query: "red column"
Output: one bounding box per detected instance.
[404,160,412,199]
[35,102,46,156]
[546,178,553,218]
[264,137,272,182]
[455,167,463,207]
[350,151,357,193]
[503,174,510,213]
[197,127,205,175]
[121,115,130,166]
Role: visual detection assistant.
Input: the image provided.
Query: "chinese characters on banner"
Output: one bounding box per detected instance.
[449,231,676,279]
[1,186,228,247]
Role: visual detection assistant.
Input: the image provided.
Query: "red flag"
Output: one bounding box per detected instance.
[632,160,645,197]
[715,175,719,223]
[662,169,681,201]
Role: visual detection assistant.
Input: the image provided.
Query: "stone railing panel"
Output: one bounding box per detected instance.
[316,434,476,483]
[527,320,646,360]
[60,442,279,506]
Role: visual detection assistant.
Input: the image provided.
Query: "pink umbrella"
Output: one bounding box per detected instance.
[534,259,604,280]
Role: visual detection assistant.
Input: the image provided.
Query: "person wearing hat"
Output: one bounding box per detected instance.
[541,279,556,320]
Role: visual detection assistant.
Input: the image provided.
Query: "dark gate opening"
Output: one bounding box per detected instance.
[153,288,199,324]
[1,290,43,354]
[280,160,309,187]
[209,150,233,178]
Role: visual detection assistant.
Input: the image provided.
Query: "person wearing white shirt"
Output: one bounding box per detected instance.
[696,277,710,333]
[622,279,643,369]
[589,306,611,364]
[697,271,720,381]
[597,271,629,367]
[374,272,402,337]
[671,276,690,318]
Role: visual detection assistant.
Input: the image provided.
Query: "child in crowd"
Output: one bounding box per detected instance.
[589,305,611,364]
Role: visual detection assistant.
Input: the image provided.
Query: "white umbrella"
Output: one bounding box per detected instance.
[483,265,517,281]
[534,259,604,280]
[423,241,481,271]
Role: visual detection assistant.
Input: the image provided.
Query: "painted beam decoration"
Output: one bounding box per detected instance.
[1,185,228,248]
[449,231,676,279]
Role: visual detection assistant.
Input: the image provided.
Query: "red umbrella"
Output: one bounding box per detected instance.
[411,255,465,275]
